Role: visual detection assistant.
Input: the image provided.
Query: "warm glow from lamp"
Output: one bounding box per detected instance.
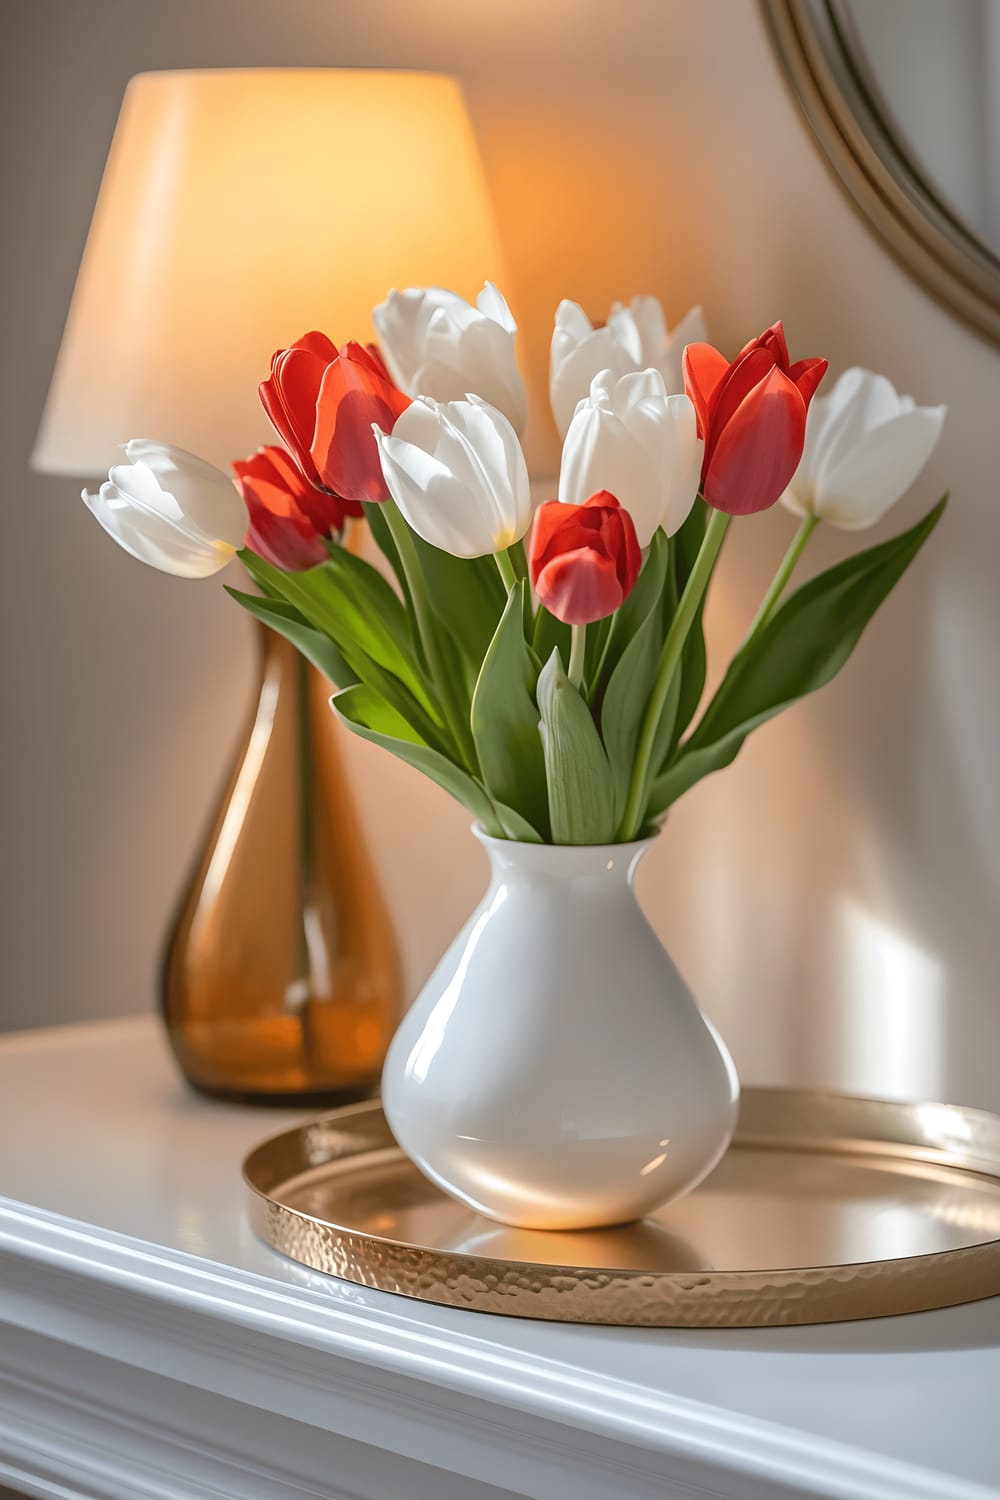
[33,69,507,475]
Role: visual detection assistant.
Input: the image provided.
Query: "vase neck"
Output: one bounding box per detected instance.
[474,828,655,887]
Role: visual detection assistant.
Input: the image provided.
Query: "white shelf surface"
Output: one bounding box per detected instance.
[1,1016,998,1500]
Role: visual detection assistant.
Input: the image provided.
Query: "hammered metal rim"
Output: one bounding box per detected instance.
[243,1088,1000,1327]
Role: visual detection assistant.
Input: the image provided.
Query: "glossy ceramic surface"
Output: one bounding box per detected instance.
[381,832,740,1229]
[244,1087,1000,1327]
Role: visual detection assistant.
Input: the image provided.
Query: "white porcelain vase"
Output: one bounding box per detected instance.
[382,830,739,1230]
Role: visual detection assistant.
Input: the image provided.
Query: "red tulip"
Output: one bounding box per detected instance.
[234,444,350,570]
[683,322,827,516]
[529,491,641,626]
[259,334,410,505]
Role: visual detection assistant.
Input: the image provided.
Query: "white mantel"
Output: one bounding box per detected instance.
[1,1017,998,1500]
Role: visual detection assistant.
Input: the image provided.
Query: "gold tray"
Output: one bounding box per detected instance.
[243,1088,1000,1327]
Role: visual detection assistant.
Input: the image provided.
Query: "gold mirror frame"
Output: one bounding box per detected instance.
[761,0,1000,345]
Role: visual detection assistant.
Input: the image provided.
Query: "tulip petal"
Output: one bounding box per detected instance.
[605,305,644,365]
[705,345,785,460]
[741,321,789,367]
[790,356,828,408]
[553,298,596,343]
[561,397,668,544]
[811,368,907,486]
[293,330,339,362]
[419,313,528,433]
[551,327,634,438]
[241,443,357,533]
[477,281,517,332]
[658,397,703,535]
[530,493,640,625]
[123,440,247,545]
[372,287,467,390]
[376,427,493,557]
[394,395,530,551]
[615,367,669,410]
[624,296,667,366]
[234,443,348,568]
[535,546,625,625]
[658,304,707,393]
[814,406,946,528]
[83,481,236,578]
[272,347,327,449]
[311,348,410,504]
[682,342,729,438]
[244,490,330,569]
[464,394,533,538]
[375,285,525,432]
[704,367,807,515]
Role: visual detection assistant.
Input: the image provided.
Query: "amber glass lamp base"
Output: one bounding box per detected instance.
[161,625,401,1107]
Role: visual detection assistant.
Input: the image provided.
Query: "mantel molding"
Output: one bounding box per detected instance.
[2,1198,988,1500]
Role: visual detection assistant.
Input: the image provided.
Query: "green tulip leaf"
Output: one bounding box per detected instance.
[224,587,357,688]
[470,581,549,840]
[362,501,412,613]
[649,496,947,815]
[600,607,660,825]
[365,501,506,701]
[531,604,572,672]
[668,499,711,753]
[492,800,545,843]
[537,649,617,844]
[239,546,434,718]
[332,684,502,834]
[592,529,670,697]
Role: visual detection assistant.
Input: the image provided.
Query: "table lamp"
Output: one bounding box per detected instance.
[33,68,509,475]
[33,69,510,1105]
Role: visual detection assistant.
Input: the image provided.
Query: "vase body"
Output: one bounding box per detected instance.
[382,830,739,1229]
[161,626,401,1105]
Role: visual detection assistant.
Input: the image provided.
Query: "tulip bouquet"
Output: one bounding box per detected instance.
[84,286,946,847]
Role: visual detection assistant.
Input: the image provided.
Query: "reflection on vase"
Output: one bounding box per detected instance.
[161,624,400,1105]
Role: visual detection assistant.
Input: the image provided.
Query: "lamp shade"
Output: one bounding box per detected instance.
[33,69,508,476]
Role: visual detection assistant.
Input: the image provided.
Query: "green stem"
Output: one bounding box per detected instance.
[587,613,618,703]
[568,623,587,688]
[618,508,730,840]
[383,502,476,770]
[742,513,818,651]
[494,548,519,593]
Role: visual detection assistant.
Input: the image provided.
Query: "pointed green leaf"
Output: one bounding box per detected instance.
[492,800,545,842]
[470,581,549,840]
[592,530,670,697]
[649,497,947,814]
[673,496,710,592]
[584,612,613,683]
[531,602,572,673]
[599,606,661,825]
[669,500,710,751]
[332,685,502,834]
[537,650,616,844]
[410,530,506,686]
[238,547,434,718]
[362,501,411,612]
[225,587,357,687]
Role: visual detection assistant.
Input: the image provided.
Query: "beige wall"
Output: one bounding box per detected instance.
[2,0,998,1109]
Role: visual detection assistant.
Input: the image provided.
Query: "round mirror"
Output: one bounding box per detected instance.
[763,0,1000,344]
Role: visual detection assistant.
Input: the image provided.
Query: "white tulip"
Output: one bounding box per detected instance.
[558,369,702,547]
[372,283,527,434]
[550,295,706,438]
[374,395,532,558]
[781,367,946,530]
[82,440,247,578]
